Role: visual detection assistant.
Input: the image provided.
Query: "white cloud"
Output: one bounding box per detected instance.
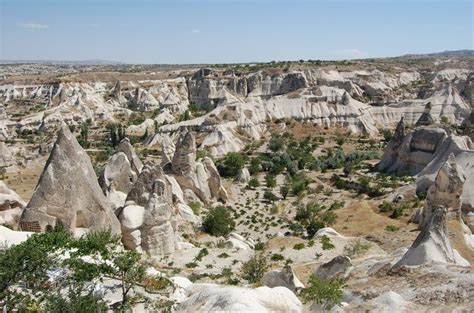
[191,29,200,33]
[19,22,48,32]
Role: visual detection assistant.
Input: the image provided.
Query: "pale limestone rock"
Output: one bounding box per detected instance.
[177,283,303,313]
[118,138,143,174]
[420,155,465,228]
[120,183,176,257]
[394,207,468,267]
[160,134,176,167]
[19,125,121,235]
[171,131,228,203]
[0,181,25,211]
[238,168,251,184]
[262,266,305,291]
[315,255,352,280]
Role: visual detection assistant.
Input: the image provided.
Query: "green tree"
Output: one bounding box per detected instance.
[280,184,290,199]
[202,206,235,236]
[0,228,147,311]
[217,152,247,178]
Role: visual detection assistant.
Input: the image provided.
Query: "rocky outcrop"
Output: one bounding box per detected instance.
[394,207,467,267]
[463,109,474,141]
[160,134,176,167]
[420,155,465,228]
[238,168,251,184]
[415,103,435,127]
[262,266,304,291]
[0,181,24,211]
[119,165,176,257]
[395,156,470,267]
[0,181,25,226]
[314,255,352,280]
[176,283,302,313]
[117,138,143,174]
[171,131,227,203]
[19,125,121,235]
[0,142,12,168]
[377,120,474,217]
[377,117,406,172]
[99,138,143,209]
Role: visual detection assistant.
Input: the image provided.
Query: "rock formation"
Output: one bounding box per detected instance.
[314,255,352,280]
[377,120,474,217]
[415,103,435,127]
[394,156,470,267]
[176,284,302,313]
[394,207,466,267]
[99,138,143,209]
[19,125,121,235]
[171,131,227,203]
[119,165,176,257]
[463,109,474,141]
[0,181,26,226]
[419,154,465,228]
[262,266,304,291]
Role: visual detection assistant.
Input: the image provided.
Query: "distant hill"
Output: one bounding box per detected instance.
[0,59,124,65]
[399,49,474,58]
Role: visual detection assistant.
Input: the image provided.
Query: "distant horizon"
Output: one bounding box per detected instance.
[1,0,473,64]
[1,49,473,66]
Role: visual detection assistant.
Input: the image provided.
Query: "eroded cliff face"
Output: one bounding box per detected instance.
[1,65,471,159]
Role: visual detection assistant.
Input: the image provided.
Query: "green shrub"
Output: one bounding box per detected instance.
[293,243,305,250]
[263,190,278,202]
[321,235,335,250]
[300,275,346,310]
[248,177,260,189]
[188,201,202,215]
[241,254,268,283]
[265,174,277,188]
[202,206,235,236]
[344,240,371,257]
[270,254,285,261]
[385,225,399,232]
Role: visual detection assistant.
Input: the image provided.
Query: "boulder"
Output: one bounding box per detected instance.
[262,265,304,291]
[314,255,352,280]
[176,283,302,313]
[238,168,251,184]
[224,232,254,250]
[19,125,121,235]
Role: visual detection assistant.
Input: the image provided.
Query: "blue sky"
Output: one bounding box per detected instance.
[1,0,472,63]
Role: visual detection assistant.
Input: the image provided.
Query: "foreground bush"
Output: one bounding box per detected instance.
[0,227,147,311]
[300,274,346,310]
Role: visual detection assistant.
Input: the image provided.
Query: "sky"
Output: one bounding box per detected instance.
[0,0,473,64]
